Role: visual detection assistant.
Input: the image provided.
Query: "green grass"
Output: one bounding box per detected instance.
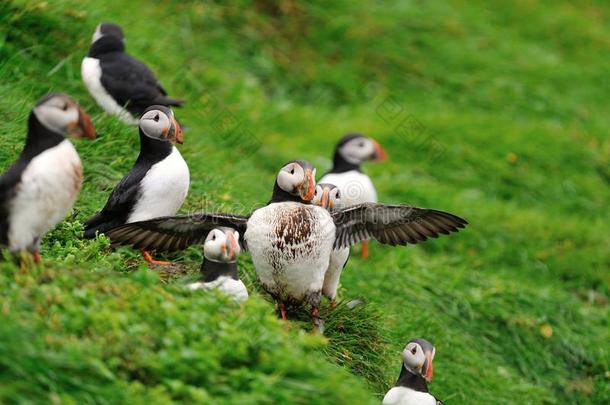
[1,0,609,403]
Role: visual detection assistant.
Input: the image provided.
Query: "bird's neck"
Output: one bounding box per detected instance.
[88,36,125,57]
[269,182,311,204]
[201,258,238,282]
[395,364,429,393]
[137,131,174,162]
[22,112,65,158]
[330,150,362,173]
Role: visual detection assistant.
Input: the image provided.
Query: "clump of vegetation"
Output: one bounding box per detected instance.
[0,261,378,404]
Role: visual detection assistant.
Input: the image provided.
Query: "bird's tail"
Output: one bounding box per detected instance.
[157,96,185,107]
[83,213,122,239]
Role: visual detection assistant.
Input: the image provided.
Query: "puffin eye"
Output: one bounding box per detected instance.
[411,347,417,355]
[335,191,340,198]
[359,142,365,147]
[62,103,69,111]
[212,234,216,241]
[290,168,295,175]
[153,114,160,122]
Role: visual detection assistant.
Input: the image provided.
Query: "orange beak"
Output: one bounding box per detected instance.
[320,187,331,209]
[68,107,96,139]
[299,169,316,201]
[171,115,183,144]
[371,140,387,161]
[423,351,434,381]
[224,231,239,261]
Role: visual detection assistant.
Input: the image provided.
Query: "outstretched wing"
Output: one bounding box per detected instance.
[105,212,249,252]
[331,203,467,249]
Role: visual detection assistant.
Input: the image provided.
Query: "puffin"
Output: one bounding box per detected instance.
[312,183,350,308]
[0,93,96,263]
[383,338,443,405]
[81,22,184,125]
[106,160,467,328]
[319,133,387,259]
[83,105,189,265]
[187,227,248,303]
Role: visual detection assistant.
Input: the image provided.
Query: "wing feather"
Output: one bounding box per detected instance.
[331,203,467,249]
[106,212,249,252]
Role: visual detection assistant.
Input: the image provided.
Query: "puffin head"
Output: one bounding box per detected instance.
[203,227,241,263]
[335,133,386,165]
[276,160,317,202]
[402,338,436,382]
[139,105,183,144]
[313,183,343,211]
[33,93,96,139]
[92,22,124,43]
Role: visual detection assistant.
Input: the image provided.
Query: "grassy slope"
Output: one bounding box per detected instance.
[1,0,609,403]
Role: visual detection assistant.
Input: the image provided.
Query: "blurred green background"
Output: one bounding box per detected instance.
[0,0,608,403]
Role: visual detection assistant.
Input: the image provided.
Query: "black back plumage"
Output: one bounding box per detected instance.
[88,35,183,117]
[0,111,65,244]
[83,127,173,238]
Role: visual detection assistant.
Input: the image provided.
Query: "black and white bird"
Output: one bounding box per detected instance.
[83,105,189,265]
[383,338,443,405]
[106,160,467,328]
[312,183,349,307]
[319,133,387,259]
[81,22,184,125]
[0,93,96,263]
[187,227,248,303]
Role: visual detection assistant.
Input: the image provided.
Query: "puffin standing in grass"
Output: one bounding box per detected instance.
[0,93,96,263]
[81,22,184,125]
[319,133,387,259]
[187,227,248,303]
[312,183,350,308]
[106,160,467,328]
[83,105,189,265]
[383,338,443,405]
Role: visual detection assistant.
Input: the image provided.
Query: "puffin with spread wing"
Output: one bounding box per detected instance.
[106,160,467,328]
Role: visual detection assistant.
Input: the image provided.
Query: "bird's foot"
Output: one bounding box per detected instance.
[141,250,172,266]
[311,307,325,333]
[279,302,288,320]
[33,252,42,264]
[330,299,337,310]
[361,241,369,260]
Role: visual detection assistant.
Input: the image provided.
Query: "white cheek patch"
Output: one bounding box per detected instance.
[204,239,223,259]
[139,112,171,139]
[340,143,362,164]
[33,106,77,135]
[341,139,375,163]
[363,141,375,158]
[277,171,295,193]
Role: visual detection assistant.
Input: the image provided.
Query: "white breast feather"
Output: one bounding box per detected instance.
[127,147,189,223]
[188,276,249,303]
[319,170,377,205]
[382,387,437,405]
[8,140,82,252]
[81,57,139,125]
[245,203,336,302]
